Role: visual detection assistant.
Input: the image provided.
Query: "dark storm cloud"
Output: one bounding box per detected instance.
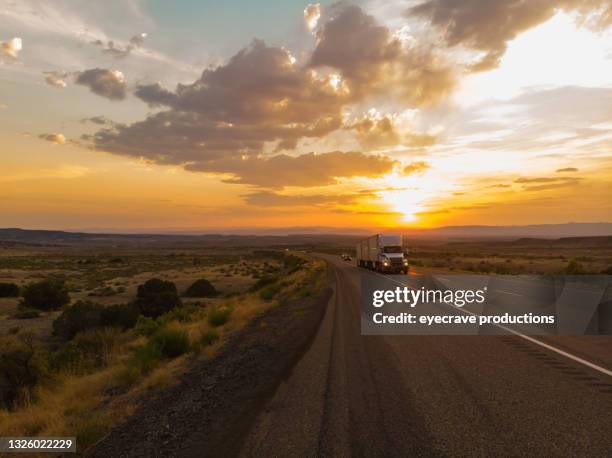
[409,0,612,71]
[75,68,127,100]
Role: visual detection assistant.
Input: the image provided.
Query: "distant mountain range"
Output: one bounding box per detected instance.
[0,223,610,245]
[398,223,612,239]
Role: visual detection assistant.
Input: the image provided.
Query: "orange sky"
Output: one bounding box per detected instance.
[1,2,611,231]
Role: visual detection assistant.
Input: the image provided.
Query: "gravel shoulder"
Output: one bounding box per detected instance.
[86,287,332,458]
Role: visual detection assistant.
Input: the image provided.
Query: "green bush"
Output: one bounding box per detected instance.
[0,337,48,409]
[260,282,283,301]
[249,275,278,292]
[283,254,305,273]
[200,330,219,347]
[137,278,178,297]
[184,279,217,298]
[22,279,70,311]
[565,260,586,274]
[53,301,104,341]
[207,307,232,327]
[101,303,140,329]
[130,342,162,374]
[0,282,19,297]
[50,327,122,374]
[164,305,201,323]
[134,278,182,318]
[149,328,190,358]
[133,316,161,337]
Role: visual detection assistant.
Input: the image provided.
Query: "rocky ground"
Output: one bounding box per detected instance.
[86,286,332,457]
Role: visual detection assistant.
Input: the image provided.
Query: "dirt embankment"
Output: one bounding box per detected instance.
[86,287,332,458]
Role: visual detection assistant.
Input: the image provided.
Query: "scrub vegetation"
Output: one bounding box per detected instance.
[0,242,326,452]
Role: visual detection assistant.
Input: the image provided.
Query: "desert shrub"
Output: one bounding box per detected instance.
[134,278,182,318]
[283,254,305,272]
[53,301,104,341]
[184,278,217,298]
[130,342,162,374]
[133,316,161,337]
[0,282,19,297]
[164,305,201,323]
[564,260,586,274]
[137,278,178,297]
[200,329,219,347]
[12,308,40,319]
[249,275,278,292]
[50,327,123,373]
[149,328,190,358]
[101,303,140,329]
[207,307,232,327]
[0,337,48,409]
[295,286,312,298]
[22,279,69,311]
[601,265,612,275]
[260,282,283,301]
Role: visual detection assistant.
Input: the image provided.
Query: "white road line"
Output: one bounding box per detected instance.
[371,272,612,379]
[495,290,523,297]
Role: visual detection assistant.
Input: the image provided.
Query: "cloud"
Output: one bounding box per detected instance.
[304,4,321,31]
[38,133,66,144]
[86,5,455,187]
[522,180,582,192]
[487,184,512,188]
[348,115,400,150]
[243,190,359,207]
[402,161,430,175]
[94,38,350,169]
[129,32,147,47]
[80,116,115,126]
[409,0,612,71]
[310,5,457,105]
[75,68,127,100]
[43,71,69,88]
[91,33,147,58]
[187,151,397,188]
[515,177,571,184]
[556,167,579,172]
[1,37,22,59]
[133,82,178,107]
[514,176,582,191]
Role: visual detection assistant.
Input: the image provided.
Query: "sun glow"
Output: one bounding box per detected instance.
[376,172,457,225]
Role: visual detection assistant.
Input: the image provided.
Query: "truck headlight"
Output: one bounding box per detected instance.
[403,259,408,265]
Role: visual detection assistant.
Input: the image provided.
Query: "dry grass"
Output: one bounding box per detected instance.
[0,252,325,453]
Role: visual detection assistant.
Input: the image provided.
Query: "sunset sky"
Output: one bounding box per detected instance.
[1,0,611,232]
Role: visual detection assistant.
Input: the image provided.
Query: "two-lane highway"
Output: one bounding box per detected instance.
[240,255,612,457]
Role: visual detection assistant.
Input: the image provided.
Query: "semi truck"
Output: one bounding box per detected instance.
[356,234,408,274]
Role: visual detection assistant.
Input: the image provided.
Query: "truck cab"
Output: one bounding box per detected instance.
[379,244,409,274]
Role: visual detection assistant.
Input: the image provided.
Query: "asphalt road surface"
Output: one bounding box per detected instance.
[240,254,612,457]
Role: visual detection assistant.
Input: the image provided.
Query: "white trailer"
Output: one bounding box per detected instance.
[356,234,408,274]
